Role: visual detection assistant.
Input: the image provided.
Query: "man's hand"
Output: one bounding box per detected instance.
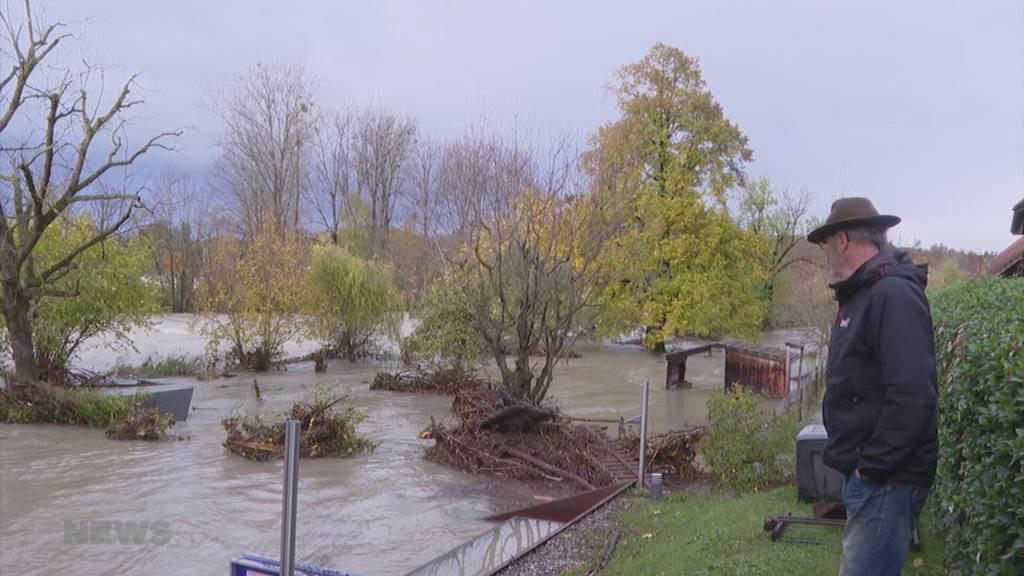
[855,468,891,483]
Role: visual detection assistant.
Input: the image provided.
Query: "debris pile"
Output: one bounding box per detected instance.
[372,366,486,394]
[427,389,628,490]
[223,394,376,461]
[616,427,706,479]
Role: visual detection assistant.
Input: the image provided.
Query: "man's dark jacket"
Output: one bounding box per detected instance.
[822,249,939,487]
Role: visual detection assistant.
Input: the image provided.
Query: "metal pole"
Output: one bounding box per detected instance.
[785,346,792,397]
[797,347,805,422]
[637,381,650,489]
[280,419,300,576]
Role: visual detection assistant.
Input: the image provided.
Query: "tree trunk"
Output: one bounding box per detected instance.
[1,282,40,384]
[643,325,667,353]
[514,353,532,399]
[37,353,67,386]
[313,350,327,373]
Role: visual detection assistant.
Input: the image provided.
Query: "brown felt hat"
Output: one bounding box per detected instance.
[806,197,901,244]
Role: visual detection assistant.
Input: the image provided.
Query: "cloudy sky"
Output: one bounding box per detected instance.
[18,0,1024,252]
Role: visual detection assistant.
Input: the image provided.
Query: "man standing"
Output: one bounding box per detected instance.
[807,198,938,576]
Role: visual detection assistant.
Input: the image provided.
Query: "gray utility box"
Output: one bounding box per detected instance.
[796,424,845,502]
[105,382,194,422]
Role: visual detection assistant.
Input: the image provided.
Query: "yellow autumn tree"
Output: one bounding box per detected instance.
[588,43,768,348]
[195,224,310,370]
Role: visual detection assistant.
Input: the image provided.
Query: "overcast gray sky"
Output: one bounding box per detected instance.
[23,0,1024,252]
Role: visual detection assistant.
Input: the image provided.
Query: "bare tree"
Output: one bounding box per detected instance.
[353,108,416,250]
[737,177,815,320]
[0,1,179,384]
[142,169,205,312]
[212,62,313,240]
[306,109,354,245]
[434,129,500,238]
[438,132,616,402]
[406,137,439,238]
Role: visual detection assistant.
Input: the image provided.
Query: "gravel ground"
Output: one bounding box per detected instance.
[497,496,626,576]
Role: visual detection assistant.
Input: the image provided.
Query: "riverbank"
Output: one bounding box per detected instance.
[499,484,948,576]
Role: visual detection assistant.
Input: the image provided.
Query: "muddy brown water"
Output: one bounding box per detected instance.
[0,316,794,575]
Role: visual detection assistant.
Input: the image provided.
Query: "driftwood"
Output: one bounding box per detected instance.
[274,350,326,368]
[617,426,706,477]
[431,416,536,476]
[565,426,610,479]
[427,389,631,488]
[373,367,486,395]
[504,446,596,490]
[226,439,282,455]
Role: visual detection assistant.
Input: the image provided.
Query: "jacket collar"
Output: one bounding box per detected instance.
[829,250,898,304]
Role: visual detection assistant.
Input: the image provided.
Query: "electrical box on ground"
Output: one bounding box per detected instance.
[796,424,844,502]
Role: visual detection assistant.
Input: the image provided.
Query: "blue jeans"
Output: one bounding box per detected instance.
[839,473,921,576]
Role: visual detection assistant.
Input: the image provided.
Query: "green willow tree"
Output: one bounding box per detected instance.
[402,265,490,370]
[588,43,766,349]
[307,243,403,365]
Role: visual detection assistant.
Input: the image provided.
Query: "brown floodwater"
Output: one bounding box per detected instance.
[0,316,771,576]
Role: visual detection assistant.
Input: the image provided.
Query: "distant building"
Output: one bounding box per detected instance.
[989,237,1024,277]
[989,199,1024,277]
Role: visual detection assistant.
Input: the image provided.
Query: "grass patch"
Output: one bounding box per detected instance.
[0,383,175,441]
[0,383,135,426]
[585,486,948,576]
[113,354,203,378]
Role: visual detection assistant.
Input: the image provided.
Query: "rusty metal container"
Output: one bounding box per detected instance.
[723,341,787,398]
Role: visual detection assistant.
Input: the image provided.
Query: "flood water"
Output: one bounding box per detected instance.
[0,316,783,576]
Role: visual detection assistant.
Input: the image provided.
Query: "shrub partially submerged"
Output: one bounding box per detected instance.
[223,388,376,461]
[113,354,204,378]
[105,407,176,441]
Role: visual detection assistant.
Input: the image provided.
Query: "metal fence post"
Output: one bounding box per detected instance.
[637,381,649,489]
[785,346,792,397]
[280,419,300,576]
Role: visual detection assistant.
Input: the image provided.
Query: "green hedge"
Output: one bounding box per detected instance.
[931,277,1023,574]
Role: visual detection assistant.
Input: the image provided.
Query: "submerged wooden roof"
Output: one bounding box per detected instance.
[665,339,786,363]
